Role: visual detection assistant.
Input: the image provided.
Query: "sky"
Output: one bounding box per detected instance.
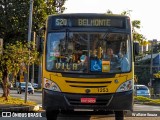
[64,0,160,41]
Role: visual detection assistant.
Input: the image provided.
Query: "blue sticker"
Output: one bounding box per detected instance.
[90,60,102,72]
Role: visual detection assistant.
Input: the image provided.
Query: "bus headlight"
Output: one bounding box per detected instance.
[116,80,133,92]
[44,78,61,92]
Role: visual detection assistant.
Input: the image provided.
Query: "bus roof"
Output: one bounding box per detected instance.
[48,13,129,19]
[47,13,130,30]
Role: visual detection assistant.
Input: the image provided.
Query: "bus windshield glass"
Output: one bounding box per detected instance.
[46,32,131,73]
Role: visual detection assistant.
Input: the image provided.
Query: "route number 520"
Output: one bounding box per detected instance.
[55,19,67,26]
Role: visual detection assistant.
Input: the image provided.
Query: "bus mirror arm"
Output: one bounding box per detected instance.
[133,42,139,61]
[36,36,43,54]
[36,26,45,54]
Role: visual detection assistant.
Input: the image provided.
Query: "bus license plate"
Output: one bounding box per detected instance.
[81,98,96,103]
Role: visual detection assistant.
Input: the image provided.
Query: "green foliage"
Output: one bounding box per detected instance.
[0,0,30,43]
[153,43,160,53]
[106,9,113,14]
[0,0,66,44]
[0,41,39,82]
[0,72,2,83]
[131,17,146,43]
[134,96,160,105]
[135,65,150,85]
[149,99,160,105]
[120,10,132,16]
[106,10,146,43]
[132,20,141,30]
[134,96,151,102]
[0,96,36,106]
[133,32,145,45]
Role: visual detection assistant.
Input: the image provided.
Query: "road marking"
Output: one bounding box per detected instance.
[134,104,160,111]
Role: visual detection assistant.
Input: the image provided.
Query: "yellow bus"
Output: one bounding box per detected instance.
[41,13,134,120]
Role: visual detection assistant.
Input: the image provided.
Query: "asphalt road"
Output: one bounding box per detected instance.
[1,88,160,120]
[11,89,42,105]
[0,88,42,105]
[6,89,160,112]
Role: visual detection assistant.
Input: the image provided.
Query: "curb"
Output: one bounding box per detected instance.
[134,101,143,104]
[34,90,42,93]
[35,91,42,93]
[0,105,39,112]
[134,101,160,106]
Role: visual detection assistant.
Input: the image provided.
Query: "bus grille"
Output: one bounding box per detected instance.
[65,80,112,88]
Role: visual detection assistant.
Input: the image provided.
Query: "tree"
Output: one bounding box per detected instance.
[106,10,145,42]
[0,0,29,43]
[106,9,113,14]
[0,0,66,100]
[120,10,146,44]
[0,0,66,44]
[0,41,39,100]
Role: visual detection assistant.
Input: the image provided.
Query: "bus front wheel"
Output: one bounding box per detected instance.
[46,110,59,120]
[115,111,124,120]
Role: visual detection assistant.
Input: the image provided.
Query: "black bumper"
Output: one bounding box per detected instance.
[42,89,133,111]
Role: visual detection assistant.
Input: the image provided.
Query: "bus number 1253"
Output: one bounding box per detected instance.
[98,87,108,93]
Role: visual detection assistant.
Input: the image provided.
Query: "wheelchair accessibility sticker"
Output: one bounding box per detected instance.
[90,60,102,72]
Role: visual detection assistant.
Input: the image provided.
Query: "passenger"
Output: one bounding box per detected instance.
[103,48,119,71]
[103,48,119,62]
[119,51,130,72]
[80,51,88,72]
[80,51,88,66]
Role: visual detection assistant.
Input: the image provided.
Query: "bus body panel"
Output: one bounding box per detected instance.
[42,72,133,94]
[42,13,134,112]
[42,89,133,111]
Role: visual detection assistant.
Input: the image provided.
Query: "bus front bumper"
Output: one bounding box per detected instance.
[42,89,133,111]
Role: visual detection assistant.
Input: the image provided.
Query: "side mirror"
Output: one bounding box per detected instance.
[133,42,139,56]
[36,36,43,54]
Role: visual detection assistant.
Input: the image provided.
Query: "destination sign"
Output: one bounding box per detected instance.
[52,17,125,28]
[78,19,111,26]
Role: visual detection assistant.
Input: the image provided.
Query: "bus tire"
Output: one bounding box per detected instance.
[46,110,59,120]
[115,111,124,120]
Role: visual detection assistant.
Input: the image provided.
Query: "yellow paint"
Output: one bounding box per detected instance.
[42,70,132,94]
[20,75,24,82]
[102,61,110,72]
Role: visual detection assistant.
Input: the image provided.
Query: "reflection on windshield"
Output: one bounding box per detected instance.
[46,32,131,73]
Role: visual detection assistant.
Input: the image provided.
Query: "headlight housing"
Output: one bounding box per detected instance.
[44,78,61,92]
[116,80,133,92]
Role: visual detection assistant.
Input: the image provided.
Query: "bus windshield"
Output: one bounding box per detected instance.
[46,32,131,73]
